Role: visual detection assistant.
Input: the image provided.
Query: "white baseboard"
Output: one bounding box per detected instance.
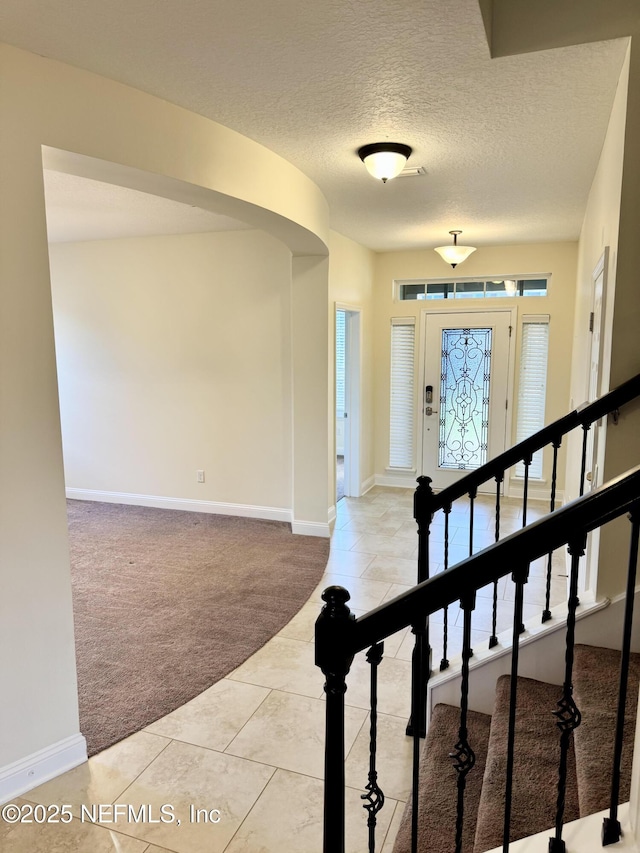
[375,473,417,489]
[507,481,565,505]
[67,488,333,538]
[372,476,565,504]
[327,505,337,525]
[66,488,293,524]
[360,475,375,496]
[485,803,637,853]
[428,594,608,720]
[0,734,87,806]
[291,519,331,538]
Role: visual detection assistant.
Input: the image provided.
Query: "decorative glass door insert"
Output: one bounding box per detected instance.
[439,328,492,470]
[422,311,513,490]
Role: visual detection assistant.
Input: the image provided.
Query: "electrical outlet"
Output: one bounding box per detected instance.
[197,470,205,483]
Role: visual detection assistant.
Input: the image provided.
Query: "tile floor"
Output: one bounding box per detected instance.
[7,487,568,852]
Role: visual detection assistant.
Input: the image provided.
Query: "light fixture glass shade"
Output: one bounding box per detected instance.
[434,244,476,267]
[362,151,407,182]
[504,279,518,296]
[434,230,476,269]
[357,143,412,182]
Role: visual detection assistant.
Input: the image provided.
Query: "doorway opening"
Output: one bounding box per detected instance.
[335,306,361,501]
[584,247,609,593]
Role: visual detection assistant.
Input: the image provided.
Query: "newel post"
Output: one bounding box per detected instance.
[315,585,356,853]
[414,475,434,585]
[406,475,434,738]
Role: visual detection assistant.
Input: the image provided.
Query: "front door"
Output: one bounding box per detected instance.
[422,311,513,490]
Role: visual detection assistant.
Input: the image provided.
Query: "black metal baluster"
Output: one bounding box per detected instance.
[362,642,385,853]
[579,424,590,497]
[441,503,452,671]
[468,487,477,557]
[549,535,585,853]
[407,477,434,738]
[490,474,503,649]
[602,505,640,846]
[543,439,561,623]
[517,454,532,635]
[503,563,529,851]
[410,616,426,853]
[522,452,532,528]
[466,489,477,659]
[450,592,477,853]
[316,586,356,853]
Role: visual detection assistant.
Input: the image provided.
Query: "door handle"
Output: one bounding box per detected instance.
[586,471,593,482]
[425,407,438,416]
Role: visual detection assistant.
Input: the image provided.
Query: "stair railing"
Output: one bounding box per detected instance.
[416,372,640,674]
[316,464,640,853]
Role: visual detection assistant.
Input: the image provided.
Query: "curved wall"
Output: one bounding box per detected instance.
[0,41,329,783]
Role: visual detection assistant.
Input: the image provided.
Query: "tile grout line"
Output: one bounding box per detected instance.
[221,687,275,755]
[20,488,568,851]
[108,733,175,808]
[219,763,278,853]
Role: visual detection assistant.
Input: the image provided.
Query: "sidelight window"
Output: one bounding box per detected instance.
[515,315,550,479]
[389,318,416,469]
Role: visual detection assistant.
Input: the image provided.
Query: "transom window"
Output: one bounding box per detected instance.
[397,276,549,301]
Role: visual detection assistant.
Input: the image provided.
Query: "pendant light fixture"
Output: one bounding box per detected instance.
[434,230,476,269]
[357,142,413,183]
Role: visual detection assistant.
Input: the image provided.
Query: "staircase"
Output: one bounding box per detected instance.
[392,646,640,852]
[316,375,640,853]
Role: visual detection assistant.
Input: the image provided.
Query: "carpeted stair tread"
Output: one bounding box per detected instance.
[393,703,492,853]
[473,675,579,853]
[572,644,640,816]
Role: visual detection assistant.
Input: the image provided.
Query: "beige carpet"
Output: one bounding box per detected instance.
[392,705,492,853]
[394,677,580,853]
[473,675,579,852]
[393,648,640,851]
[68,499,330,756]
[573,644,640,816]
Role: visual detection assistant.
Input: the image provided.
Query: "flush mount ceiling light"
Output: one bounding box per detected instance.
[434,230,477,269]
[357,142,413,183]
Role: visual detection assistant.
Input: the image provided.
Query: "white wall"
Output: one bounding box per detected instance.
[292,255,330,533]
[566,46,629,509]
[488,0,637,58]
[373,243,577,492]
[328,232,376,498]
[0,41,329,785]
[485,0,640,604]
[590,42,640,599]
[49,230,293,512]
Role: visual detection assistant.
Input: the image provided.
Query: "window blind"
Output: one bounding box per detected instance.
[335,310,346,418]
[389,318,416,469]
[515,315,550,479]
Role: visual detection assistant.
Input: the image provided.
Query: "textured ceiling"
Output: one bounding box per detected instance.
[1,0,629,250]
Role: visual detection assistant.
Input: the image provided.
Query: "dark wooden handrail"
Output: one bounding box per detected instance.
[324,464,640,658]
[428,372,640,513]
[317,465,640,853]
[318,373,640,853]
